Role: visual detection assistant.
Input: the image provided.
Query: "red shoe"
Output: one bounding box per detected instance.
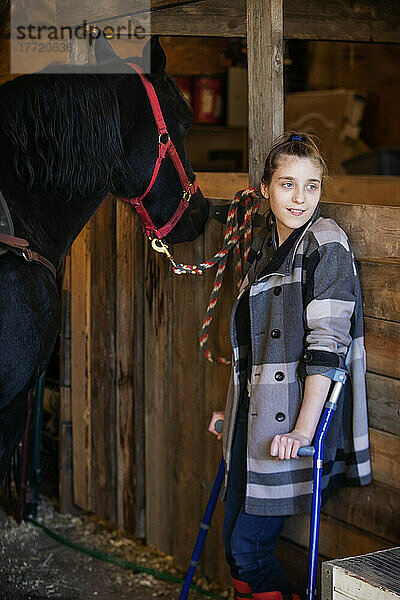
[232,577,253,599]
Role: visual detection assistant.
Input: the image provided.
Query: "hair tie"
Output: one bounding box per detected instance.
[291,134,303,142]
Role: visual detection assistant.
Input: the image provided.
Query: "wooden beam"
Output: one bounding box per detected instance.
[365,317,400,379]
[358,259,400,322]
[246,0,284,185]
[56,0,206,26]
[370,427,400,490]
[55,0,400,41]
[367,372,400,437]
[323,481,400,545]
[321,203,400,260]
[70,224,92,511]
[284,0,400,44]
[283,513,392,559]
[324,176,400,207]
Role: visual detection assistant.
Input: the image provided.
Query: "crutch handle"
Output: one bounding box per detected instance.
[215,419,224,433]
[297,446,315,456]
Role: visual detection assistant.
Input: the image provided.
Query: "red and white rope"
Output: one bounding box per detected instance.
[173,187,261,365]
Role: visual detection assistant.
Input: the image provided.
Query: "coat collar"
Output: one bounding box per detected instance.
[254,205,321,280]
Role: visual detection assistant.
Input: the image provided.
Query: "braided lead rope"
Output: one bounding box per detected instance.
[174,187,260,365]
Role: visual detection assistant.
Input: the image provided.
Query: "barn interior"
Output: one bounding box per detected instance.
[1,1,400,598]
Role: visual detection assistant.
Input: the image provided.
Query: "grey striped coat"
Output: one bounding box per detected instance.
[222,208,372,516]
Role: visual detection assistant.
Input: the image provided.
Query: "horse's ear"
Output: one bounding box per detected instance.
[142,35,166,76]
[94,30,122,64]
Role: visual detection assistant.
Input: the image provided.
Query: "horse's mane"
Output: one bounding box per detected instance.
[0,67,130,200]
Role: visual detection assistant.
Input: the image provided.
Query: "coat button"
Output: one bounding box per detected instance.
[274,371,285,381]
[274,286,282,296]
[271,329,281,339]
[275,412,286,422]
[304,352,312,363]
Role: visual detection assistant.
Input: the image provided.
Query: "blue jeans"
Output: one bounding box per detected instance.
[222,392,293,594]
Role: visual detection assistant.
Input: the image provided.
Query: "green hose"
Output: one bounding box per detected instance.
[27,517,224,599]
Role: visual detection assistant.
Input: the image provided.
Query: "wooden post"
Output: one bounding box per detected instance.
[59,253,76,513]
[246,0,284,186]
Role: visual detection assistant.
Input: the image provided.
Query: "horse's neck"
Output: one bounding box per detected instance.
[4,182,106,270]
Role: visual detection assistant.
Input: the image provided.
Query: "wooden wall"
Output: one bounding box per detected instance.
[67,173,400,590]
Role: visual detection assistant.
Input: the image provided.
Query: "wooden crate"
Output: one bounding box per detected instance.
[322,547,400,600]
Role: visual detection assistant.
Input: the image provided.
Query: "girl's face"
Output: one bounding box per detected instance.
[261,155,322,245]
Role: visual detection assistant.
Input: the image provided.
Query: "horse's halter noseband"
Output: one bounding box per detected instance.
[120,62,198,242]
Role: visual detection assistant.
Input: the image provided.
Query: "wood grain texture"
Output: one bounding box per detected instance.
[56,0,207,25]
[200,216,235,585]
[323,481,400,545]
[90,197,117,522]
[170,234,206,568]
[282,513,392,559]
[358,260,400,322]
[70,224,92,511]
[367,372,400,436]
[247,0,284,185]
[284,0,400,43]
[116,201,143,534]
[321,203,400,260]
[101,0,400,41]
[370,427,400,490]
[144,237,174,553]
[59,253,75,513]
[324,176,400,207]
[365,317,400,379]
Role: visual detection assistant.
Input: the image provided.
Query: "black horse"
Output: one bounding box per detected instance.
[0,34,209,484]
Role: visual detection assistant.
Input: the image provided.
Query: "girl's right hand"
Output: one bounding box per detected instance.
[208,411,224,441]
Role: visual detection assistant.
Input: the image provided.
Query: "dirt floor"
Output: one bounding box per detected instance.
[0,499,231,600]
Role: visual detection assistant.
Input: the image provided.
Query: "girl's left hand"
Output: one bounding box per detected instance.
[270,430,311,460]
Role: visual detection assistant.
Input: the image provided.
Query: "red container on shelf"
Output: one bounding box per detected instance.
[173,76,193,107]
[192,77,224,124]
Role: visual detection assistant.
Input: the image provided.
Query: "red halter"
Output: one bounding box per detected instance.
[120,62,198,240]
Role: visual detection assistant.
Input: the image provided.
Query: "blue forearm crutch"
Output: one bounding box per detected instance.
[179,421,225,600]
[297,368,347,600]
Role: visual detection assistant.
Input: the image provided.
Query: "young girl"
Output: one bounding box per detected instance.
[208,132,372,600]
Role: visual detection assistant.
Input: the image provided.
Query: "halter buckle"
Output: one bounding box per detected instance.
[151,238,179,269]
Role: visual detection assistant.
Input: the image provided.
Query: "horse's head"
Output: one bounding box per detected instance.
[94,33,209,245]
[0,34,208,247]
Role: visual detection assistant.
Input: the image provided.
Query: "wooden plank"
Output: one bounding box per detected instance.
[59,252,75,514]
[321,203,400,260]
[197,172,249,199]
[150,0,245,37]
[324,176,400,207]
[196,173,400,208]
[90,197,117,522]
[367,372,400,437]
[70,224,92,511]
[56,0,207,25]
[283,513,392,559]
[115,200,144,534]
[144,236,174,553]
[358,260,400,322]
[101,0,400,41]
[365,317,400,379]
[370,427,400,490]
[246,0,284,185]
[323,481,400,545]
[200,216,235,584]
[170,235,206,568]
[284,0,400,44]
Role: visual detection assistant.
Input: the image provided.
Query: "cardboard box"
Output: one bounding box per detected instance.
[285,88,369,174]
